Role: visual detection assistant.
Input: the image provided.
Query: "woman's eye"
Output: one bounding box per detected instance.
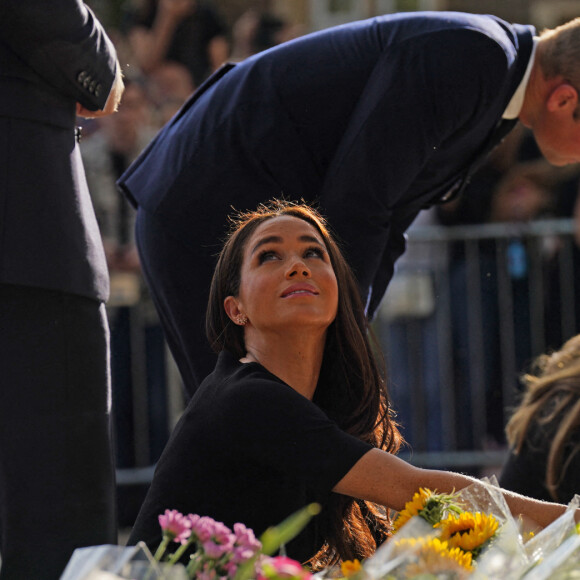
[305,246,324,259]
[258,250,278,263]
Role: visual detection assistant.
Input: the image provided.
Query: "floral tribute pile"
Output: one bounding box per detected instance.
[341,477,580,580]
[61,478,580,580]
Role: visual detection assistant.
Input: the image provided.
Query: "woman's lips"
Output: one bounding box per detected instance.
[281,284,319,297]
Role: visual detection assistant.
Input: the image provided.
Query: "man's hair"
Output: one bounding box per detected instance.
[539,17,580,88]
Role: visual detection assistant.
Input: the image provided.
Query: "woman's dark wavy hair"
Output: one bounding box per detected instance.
[206,199,403,569]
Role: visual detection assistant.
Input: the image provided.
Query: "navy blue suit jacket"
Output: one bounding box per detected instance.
[120,11,534,316]
[0,0,118,301]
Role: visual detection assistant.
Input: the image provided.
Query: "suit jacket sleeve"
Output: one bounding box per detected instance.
[320,27,515,314]
[0,0,118,110]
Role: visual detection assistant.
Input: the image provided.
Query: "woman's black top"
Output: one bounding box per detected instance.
[128,351,373,562]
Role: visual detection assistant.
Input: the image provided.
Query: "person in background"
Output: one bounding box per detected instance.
[230,8,303,61]
[129,200,579,570]
[500,334,580,503]
[127,0,229,87]
[146,61,196,125]
[118,12,580,399]
[0,1,124,578]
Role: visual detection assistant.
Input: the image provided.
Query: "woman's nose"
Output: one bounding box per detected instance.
[286,259,311,278]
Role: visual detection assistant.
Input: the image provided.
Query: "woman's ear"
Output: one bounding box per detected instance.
[224,296,245,325]
[547,83,578,113]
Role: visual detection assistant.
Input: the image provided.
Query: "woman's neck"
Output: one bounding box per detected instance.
[241,329,326,400]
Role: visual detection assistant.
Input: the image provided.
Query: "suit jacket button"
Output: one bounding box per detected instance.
[77,70,88,84]
[89,80,98,93]
[95,84,102,98]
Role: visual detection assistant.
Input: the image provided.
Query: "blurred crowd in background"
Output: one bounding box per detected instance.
[79,0,580,527]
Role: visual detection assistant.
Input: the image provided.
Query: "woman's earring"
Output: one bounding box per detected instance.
[236,315,248,326]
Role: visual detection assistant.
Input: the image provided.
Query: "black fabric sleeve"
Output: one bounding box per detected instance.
[0,0,117,110]
[320,28,511,312]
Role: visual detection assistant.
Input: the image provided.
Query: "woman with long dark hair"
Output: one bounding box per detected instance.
[129,200,577,569]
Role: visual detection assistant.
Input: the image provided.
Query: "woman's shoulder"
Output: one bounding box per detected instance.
[198,351,298,401]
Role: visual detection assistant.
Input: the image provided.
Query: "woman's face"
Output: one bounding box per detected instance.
[226,216,339,334]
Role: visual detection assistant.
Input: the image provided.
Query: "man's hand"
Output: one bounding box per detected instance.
[76,63,124,118]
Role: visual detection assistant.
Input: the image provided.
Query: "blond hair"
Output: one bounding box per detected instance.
[505,334,580,501]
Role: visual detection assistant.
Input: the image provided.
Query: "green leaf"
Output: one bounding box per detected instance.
[260,503,321,556]
[233,503,321,580]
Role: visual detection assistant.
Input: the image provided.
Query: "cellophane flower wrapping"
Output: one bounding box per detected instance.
[347,478,523,579]
[517,495,580,580]
[59,542,188,579]
[452,476,528,580]
[338,478,580,580]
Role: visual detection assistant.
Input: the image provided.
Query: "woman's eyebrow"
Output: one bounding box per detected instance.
[251,235,282,254]
[251,234,324,255]
[299,234,324,246]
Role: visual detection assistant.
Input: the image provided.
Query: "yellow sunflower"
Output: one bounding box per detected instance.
[393,488,462,532]
[393,488,433,532]
[436,511,499,557]
[397,537,473,576]
[340,559,362,577]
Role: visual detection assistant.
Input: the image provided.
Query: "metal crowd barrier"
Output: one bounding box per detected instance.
[377,218,578,474]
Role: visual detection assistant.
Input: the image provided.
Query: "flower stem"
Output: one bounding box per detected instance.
[186,551,204,576]
[153,536,171,562]
[167,539,196,565]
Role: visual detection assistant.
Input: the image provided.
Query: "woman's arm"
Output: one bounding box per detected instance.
[333,449,578,528]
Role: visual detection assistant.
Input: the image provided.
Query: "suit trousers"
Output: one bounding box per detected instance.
[135,208,219,396]
[0,284,117,580]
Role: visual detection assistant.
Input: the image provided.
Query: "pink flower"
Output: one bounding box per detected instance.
[191,516,216,543]
[197,569,218,580]
[257,556,312,580]
[202,521,235,559]
[232,545,257,564]
[224,560,238,577]
[203,539,232,559]
[233,522,261,551]
[158,509,192,544]
[187,513,201,528]
[231,522,261,564]
[211,520,235,545]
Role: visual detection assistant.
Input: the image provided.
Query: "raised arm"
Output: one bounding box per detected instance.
[129,0,194,74]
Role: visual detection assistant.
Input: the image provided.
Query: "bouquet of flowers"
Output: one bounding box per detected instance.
[150,506,316,580]
[338,478,580,580]
[61,504,320,580]
[360,484,503,579]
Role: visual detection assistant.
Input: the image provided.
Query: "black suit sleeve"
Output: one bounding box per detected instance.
[0,0,117,110]
[320,28,510,314]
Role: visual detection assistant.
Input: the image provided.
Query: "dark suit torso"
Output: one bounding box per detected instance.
[0,0,117,301]
[119,11,535,391]
[0,3,119,578]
